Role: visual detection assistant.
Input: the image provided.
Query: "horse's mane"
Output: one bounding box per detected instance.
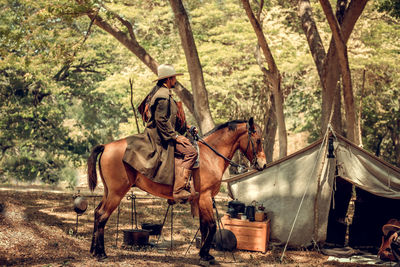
[202,120,247,137]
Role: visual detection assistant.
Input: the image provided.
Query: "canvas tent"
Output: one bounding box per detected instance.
[225,133,400,248]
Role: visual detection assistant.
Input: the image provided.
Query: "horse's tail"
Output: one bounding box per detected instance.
[87,145,105,192]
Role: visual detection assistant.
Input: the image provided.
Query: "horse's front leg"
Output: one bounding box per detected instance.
[198,192,217,264]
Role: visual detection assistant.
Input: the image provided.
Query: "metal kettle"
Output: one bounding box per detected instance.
[245,205,255,221]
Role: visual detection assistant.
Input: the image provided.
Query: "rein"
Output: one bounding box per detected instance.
[192,123,257,171]
[196,135,246,169]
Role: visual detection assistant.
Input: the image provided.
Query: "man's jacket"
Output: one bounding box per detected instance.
[123,85,186,185]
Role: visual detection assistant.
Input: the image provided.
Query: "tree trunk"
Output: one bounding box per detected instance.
[298,0,341,135]
[263,94,277,163]
[169,0,215,133]
[241,0,287,158]
[319,0,358,144]
[357,69,366,147]
[298,0,326,83]
[322,0,368,137]
[298,0,367,141]
[322,48,343,134]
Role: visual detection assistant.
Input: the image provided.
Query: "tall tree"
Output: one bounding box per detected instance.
[241,0,288,158]
[75,0,215,133]
[319,0,358,143]
[169,0,215,133]
[298,0,368,144]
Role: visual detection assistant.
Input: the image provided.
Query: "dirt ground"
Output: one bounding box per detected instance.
[0,186,379,266]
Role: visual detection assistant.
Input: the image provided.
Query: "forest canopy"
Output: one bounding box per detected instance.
[1,0,399,186]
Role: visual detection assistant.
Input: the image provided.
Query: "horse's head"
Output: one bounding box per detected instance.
[238,118,267,171]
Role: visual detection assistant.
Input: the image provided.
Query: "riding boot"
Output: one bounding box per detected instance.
[173,167,194,202]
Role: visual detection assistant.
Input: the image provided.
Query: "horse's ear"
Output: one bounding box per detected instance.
[248,117,255,132]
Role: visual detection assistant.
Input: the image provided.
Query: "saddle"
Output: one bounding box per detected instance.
[378,218,400,261]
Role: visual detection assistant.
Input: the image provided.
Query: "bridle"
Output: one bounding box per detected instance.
[192,122,259,171]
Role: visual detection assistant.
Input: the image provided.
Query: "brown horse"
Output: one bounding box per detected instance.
[87,118,266,263]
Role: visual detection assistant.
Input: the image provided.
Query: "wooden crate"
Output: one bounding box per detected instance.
[221,215,270,253]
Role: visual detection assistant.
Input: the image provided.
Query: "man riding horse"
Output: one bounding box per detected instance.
[123,64,198,202]
[87,65,267,262]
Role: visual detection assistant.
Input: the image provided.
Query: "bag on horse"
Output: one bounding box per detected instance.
[378,218,400,261]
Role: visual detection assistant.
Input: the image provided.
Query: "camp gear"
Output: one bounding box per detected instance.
[226,133,400,248]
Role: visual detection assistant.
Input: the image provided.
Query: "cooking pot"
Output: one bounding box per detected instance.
[228,199,245,214]
[227,207,237,218]
[212,229,237,251]
[73,196,88,215]
[141,223,163,236]
[123,229,150,246]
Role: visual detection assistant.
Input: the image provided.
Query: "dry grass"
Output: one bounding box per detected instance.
[0,186,374,266]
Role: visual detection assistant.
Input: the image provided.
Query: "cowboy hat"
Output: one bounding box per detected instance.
[383,223,400,236]
[153,64,183,82]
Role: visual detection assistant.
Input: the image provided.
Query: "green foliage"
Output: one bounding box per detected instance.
[376,0,400,18]
[0,0,130,184]
[1,0,400,186]
[350,9,400,166]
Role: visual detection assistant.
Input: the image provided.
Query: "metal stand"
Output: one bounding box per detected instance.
[127,191,137,229]
[115,205,120,247]
[171,204,174,249]
[185,227,200,256]
[75,213,79,234]
[157,201,174,248]
[72,190,87,235]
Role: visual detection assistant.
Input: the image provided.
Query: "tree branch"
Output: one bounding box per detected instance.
[75,0,196,116]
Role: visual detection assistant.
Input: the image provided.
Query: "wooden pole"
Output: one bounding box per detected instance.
[129,78,141,134]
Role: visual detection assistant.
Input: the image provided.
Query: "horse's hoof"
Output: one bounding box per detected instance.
[199,258,219,266]
[95,253,108,261]
[209,259,219,265]
[198,259,210,267]
[199,255,219,266]
[200,254,214,261]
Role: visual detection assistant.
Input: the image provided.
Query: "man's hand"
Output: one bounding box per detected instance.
[176,135,191,145]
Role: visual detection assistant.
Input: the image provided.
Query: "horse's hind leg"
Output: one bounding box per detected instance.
[198,192,217,263]
[92,190,130,259]
[90,198,104,255]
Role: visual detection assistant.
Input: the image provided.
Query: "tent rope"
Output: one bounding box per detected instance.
[280,126,330,262]
[281,84,339,261]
